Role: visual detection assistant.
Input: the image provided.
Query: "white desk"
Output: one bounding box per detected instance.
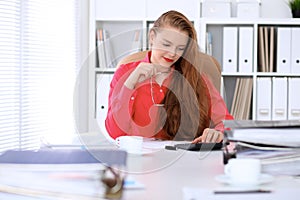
[0,132,299,200]
[122,149,300,200]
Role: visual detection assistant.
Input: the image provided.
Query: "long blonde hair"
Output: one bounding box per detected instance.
[151,10,210,140]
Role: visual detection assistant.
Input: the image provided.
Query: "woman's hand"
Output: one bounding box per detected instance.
[124,62,157,89]
[191,128,223,143]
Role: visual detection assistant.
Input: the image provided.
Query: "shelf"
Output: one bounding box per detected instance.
[222,73,254,77]
[256,73,300,77]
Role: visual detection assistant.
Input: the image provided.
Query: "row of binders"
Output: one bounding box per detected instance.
[256,77,300,121]
[96,28,143,68]
[222,26,254,73]
[221,26,300,73]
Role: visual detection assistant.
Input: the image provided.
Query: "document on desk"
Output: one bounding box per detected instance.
[182,187,300,200]
[183,187,273,200]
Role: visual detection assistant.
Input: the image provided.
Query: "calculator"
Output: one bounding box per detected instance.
[173,142,223,151]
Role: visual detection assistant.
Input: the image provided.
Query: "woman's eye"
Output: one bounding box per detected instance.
[162,43,170,47]
[178,47,185,51]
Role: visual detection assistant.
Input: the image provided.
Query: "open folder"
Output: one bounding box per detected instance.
[0,149,127,199]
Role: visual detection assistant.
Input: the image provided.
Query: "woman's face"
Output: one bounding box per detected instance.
[149,26,189,70]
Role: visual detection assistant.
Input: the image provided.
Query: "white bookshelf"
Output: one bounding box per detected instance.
[200,18,300,120]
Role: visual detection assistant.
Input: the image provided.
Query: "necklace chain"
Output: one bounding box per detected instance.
[150,75,165,107]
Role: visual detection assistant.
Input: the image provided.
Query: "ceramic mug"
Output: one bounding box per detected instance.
[115,136,143,154]
[224,158,261,185]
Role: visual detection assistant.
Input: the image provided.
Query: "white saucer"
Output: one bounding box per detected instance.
[120,148,155,155]
[215,174,274,187]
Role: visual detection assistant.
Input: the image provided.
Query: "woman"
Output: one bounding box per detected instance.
[105,10,233,143]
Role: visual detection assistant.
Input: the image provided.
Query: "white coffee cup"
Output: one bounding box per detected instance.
[224,158,261,185]
[115,136,143,154]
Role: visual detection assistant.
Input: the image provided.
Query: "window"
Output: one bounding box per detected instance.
[0,0,80,152]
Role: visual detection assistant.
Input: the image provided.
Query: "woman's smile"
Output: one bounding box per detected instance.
[163,57,174,63]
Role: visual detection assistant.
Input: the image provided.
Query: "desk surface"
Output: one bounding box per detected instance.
[122,149,300,200]
[0,132,299,200]
[74,132,300,200]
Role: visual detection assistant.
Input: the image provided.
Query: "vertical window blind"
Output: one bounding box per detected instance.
[0,0,80,152]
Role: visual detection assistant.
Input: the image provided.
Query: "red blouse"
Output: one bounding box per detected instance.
[105,52,233,139]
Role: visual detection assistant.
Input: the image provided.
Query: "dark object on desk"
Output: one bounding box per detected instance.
[166,142,223,151]
[165,145,177,151]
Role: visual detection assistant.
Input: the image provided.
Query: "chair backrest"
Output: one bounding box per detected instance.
[117,51,148,66]
[116,50,221,92]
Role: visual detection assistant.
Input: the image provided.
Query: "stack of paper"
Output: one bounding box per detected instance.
[223,120,300,176]
[0,149,127,199]
[224,119,300,146]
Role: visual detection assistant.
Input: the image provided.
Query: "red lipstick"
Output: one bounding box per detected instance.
[163,57,174,63]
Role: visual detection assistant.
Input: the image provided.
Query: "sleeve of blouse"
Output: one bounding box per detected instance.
[202,75,234,132]
[105,65,136,139]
